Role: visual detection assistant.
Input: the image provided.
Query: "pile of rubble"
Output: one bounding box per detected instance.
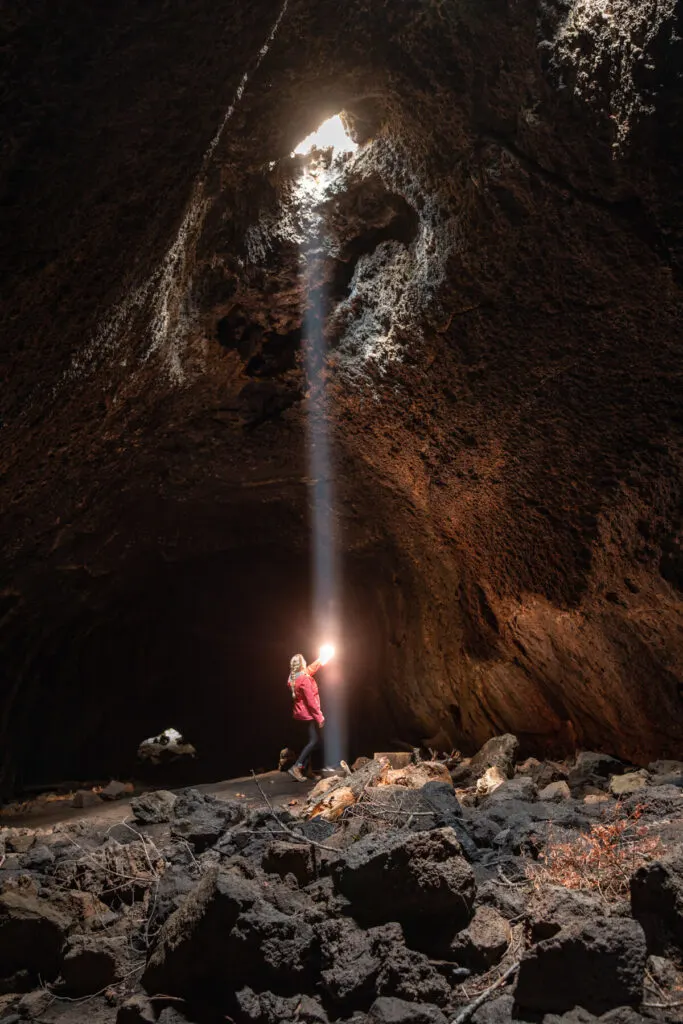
[1,737,683,1024]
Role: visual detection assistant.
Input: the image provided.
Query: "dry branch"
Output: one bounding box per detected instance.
[450,960,520,1024]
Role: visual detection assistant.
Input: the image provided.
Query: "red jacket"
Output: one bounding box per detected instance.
[289,660,324,726]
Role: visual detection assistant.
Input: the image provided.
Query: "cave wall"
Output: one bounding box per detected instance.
[1,0,683,789]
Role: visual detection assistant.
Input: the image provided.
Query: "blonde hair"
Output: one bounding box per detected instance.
[289,653,306,696]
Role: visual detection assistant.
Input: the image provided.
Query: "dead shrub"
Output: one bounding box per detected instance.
[527,803,663,901]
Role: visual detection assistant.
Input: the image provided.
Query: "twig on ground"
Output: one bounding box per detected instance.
[250,772,337,852]
[43,962,145,1004]
[642,1000,683,1009]
[450,960,521,1024]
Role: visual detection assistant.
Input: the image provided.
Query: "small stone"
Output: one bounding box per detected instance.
[71,790,102,809]
[451,905,510,969]
[17,989,52,1019]
[609,771,649,798]
[116,995,156,1024]
[22,845,55,870]
[5,834,35,855]
[584,793,611,805]
[475,766,506,798]
[100,780,130,801]
[539,781,571,802]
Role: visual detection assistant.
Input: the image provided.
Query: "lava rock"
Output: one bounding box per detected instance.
[539,780,571,802]
[72,790,102,809]
[330,827,476,928]
[367,996,448,1024]
[4,833,35,855]
[567,753,625,795]
[16,989,52,1019]
[130,790,177,824]
[316,917,379,1004]
[529,886,605,942]
[21,844,55,870]
[467,734,519,781]
[470,994,515,1024]
[514,918,647,1015]
[100,780,130,800]
[142,866,261,995]
[236,988,329,1023]
[262,841,316,887]
[480,776,537,805]
[59,935,119,996]
[116,995,157,1023]
[631,849,683,950]
[229,900,315,986]
[609,771,649,798]
[0,890,69,984]
[170,790,244,851]
[450,905,510,970]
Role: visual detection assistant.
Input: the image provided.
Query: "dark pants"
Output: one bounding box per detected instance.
[296,720,321,769]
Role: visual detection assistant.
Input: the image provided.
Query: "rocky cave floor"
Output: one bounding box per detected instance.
[1,737,683,1024]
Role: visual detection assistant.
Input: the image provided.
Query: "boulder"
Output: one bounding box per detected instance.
[130,790,177,824]
[170,790,244,851]
[453,735,518,786]
[450,905,510,969]
[367,996,448,1024]
[142,867,261,995]
[330,827,476,928]
[609,771,649,798]
[568,753,625,796]
[515,918,646,1015]
[517,758,568,789]
[229,900,315,987]
[0,890,69,983]
[316,917,379,1004]
[539,781,571,802]
[262,841,316,887]
[631,850,683,950]
[59,935,120,996]
[528,887,605,942]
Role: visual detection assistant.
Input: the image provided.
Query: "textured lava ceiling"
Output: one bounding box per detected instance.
[1,0,683,791]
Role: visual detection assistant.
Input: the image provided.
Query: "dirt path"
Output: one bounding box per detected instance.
[0,771,313,831]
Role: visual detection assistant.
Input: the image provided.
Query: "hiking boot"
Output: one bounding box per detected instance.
[288,765,306,783]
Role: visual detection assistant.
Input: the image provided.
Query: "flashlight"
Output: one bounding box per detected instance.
[319,643,335,665]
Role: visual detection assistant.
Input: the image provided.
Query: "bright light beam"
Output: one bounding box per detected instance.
[296,114,357,769]
[293,115,358,158]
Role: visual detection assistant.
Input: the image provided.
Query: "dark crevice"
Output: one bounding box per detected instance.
[330,197,419,301]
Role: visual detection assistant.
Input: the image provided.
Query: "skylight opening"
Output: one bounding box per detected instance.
[292,115,357,159]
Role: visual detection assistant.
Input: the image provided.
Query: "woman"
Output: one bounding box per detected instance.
[287,652,326,782]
